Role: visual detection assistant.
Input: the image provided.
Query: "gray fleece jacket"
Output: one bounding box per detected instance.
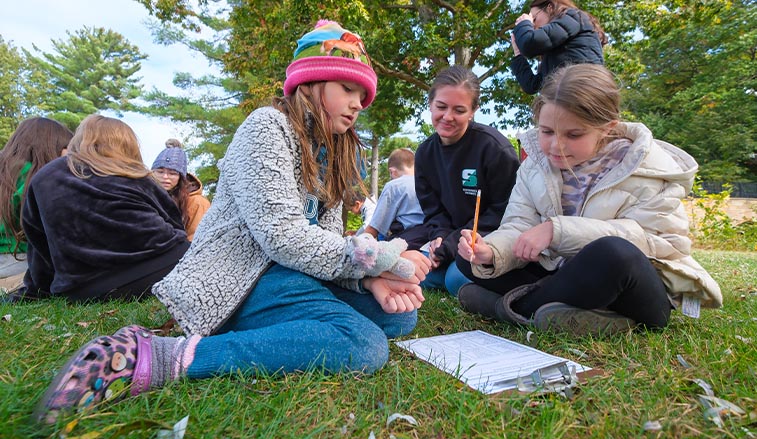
[153,107,409,336]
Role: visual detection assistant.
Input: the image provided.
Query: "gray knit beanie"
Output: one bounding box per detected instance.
[151,139,188,176]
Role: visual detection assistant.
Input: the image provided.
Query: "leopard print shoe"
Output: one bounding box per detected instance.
[34,325,154,424]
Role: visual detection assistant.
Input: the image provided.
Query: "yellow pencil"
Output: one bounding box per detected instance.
[471,189,482,251]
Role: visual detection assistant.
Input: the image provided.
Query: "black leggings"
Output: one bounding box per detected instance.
[458,236,671,328]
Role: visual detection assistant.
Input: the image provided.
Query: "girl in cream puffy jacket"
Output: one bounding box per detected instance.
[457,64,720,335]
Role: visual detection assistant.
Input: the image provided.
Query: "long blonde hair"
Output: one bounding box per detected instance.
[66,115,150,179]
[273,84,364,209]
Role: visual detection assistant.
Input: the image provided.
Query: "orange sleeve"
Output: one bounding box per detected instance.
[185,194,211,241]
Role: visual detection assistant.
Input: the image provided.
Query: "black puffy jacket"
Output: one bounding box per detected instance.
[510,8,604,94]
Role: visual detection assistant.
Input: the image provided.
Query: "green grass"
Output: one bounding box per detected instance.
[1,250,756,438]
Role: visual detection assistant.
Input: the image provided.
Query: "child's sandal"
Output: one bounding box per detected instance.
[34,325,154,424]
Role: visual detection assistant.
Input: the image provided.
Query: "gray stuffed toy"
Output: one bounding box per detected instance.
[347,234,415,279]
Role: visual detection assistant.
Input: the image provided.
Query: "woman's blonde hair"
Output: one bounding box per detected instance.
[273,84,364,209]
[66,115,150,179]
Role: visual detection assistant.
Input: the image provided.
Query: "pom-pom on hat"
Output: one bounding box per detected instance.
[151,138,188,176]
[283,20,377,108]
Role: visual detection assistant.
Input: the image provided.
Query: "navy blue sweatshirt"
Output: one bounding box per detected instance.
[21,157,188,300]
[415,122,519,266]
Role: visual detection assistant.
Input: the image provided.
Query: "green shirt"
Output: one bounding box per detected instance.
[0,161,31,253]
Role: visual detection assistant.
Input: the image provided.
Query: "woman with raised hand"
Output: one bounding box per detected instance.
[510,0,606,94]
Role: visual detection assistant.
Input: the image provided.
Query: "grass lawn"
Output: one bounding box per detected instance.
[1,250,755,438]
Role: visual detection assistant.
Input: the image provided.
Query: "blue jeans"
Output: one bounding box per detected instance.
[186,264,417,378]
[419,257,471,297]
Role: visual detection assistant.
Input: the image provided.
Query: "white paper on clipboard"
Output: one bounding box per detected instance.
[396,330,591,394]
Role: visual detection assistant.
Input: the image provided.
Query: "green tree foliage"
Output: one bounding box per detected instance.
[135,0,756,185]
[604,0,757,181]
[0,37,27,143]
[220,1,529,129]
[0,37,48,144]
[134,1,248,190]
[24,26,147,130]
[134,0,527,193]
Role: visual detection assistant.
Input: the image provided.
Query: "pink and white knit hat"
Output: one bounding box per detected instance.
[283,20,377,108]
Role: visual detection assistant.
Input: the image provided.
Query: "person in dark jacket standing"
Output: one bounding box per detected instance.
[415,65,519,296]
[510,0,606,94]
[19,115,189,302]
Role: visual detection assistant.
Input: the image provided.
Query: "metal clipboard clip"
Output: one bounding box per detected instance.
[516,361,579,398]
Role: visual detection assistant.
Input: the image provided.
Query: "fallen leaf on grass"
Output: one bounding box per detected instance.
[76,321,91,328]
[692,378,714,396]
[99,309,118,317]
[157,415,189,439]
[386,413,418,427]
[63,418,79,434]
[643,420,662,431]
[154,318,178,336]
[526,331,535,343]
[702,406,724,428]
[1,314,10,322]
[68,424,123,439]
[698,395,745,416]
[676,354,693,369]
[698,394,745,428]
[735,335,752,344]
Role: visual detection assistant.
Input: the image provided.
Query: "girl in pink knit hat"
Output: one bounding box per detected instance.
[35,20,431,425]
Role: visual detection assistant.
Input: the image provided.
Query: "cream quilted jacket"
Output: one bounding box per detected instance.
[472,123,722,309]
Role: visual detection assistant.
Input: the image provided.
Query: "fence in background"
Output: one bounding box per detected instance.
[700,182,757,198]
